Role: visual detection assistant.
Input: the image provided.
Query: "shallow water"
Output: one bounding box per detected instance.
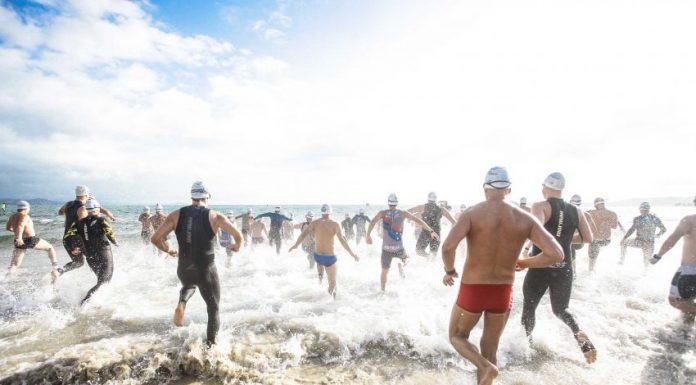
[0,204,694,385]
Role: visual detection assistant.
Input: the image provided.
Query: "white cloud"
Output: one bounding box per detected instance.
[263,28,285,42]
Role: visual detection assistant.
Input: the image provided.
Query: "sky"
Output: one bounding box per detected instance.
[0,0,694,205]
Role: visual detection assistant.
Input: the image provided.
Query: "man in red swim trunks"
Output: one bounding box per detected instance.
[441,167,563,385]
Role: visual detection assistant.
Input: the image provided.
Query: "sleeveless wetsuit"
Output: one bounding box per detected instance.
[522,197,582,336]
[175,206,220,345]
[381,209,408,269]
[61,200,86,273]
[416,202,442,253]
[341,218,355,239]
[66,215,116,304]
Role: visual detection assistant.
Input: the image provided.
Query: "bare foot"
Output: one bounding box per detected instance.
[50,269,60,285]
[7,266,18,279]
[173,303,186,327]
[575,331,597,364]
[478,362,499,385]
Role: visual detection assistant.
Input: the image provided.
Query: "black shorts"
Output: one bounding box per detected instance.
[252,237,264,245]
[670,267,696,300]
[15,236,40,249]
[381,249,408,269]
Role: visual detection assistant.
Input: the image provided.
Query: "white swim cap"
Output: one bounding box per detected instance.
[190,181,210,199]
[75,185,89,197]
[594,197,605,205]
[388,193,398,205]
[274,206,281,212]
[227,210,234,217]
[460,203,467,210]
[542,172,565,191]
[428,192,437,202]
[359,208,365,214]
[520,197,527,204]
[247,208,253,214]
[143,206,150,212]
[155,203,163,211]
[639,202,650,210]
[306,211,313,218]
[16,200,30,210]
[570,194,582,207]
[484,167,511,189]
[86,199,101,210]
[321,204,332,214]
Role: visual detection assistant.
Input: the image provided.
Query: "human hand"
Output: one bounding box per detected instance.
[14,239,24,248]
[442,273,456,286]
[366,236,372,245]
[430,231,439,241]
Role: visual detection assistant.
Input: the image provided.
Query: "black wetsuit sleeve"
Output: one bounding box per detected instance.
[655,216,667,233]
[64,223,82,249]
[235,214,244,219]
[281,215,292,221]
[255,213,271,220]
[102,219,117,245]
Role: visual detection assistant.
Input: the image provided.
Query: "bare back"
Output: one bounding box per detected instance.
[250,221,266,237]
[678,215,696,265]
[588,208,618,240]
[311,218,340,255]
[461,201,534,284]
[8,213,35,238]
[149,213,167,231]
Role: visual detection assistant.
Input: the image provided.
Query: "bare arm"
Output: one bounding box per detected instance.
[441,207,456,225]
[407,205,425,215]
[575,208,594,244]
[524,202,547,251]
[151,211,178,256]
[5,216,12,232]
[623,219,637,241]
[652,217,691,262]
[58,203,67,215]
[100,207,115,221]
[13,216,27,243]
[441,214,470,285]
[403,211,438,239]
[289,221,313,251]
[215,213,242,251]
[518,220,564,269]
[365,211,385,243]
[335,222,359,260]
[262,224,268,237]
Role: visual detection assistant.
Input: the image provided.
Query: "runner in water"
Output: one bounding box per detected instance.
[283,213,295,242]
[569,194,597,276]
[149,204,169,255]
[441,167,563,385]
[293,212,317,272]
[138,206,153,245]
[620,202,666,268]
[150,181,242,346]
[57,185,115,275]
[255,207,292,255]
[586,197,624,272]
[521,172,597,364]
[408,192,455,256]
[289,204,359,298]
[352,208,371,245]
[249,219,268,248]
[341,213,355,241]
[650,195,696,325]
[519,197,531,213]
[235,209,254,246]
[64,199,118,305]
[218,210,238,267]
[6,201,59,283]
[366,194,439,292]
[0,202,6,215]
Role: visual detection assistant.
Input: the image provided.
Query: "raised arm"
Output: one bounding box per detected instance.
[58,202,67,216]
[441,213,471,285]
[335,222,359,261]
[518,220,564,269]
[100,207,116,221]
[215,213,242,251]
[254,212,272,220]
[652,217,691,263]
[441,207,456,225]
[151,211,179,256]
[289,221,313,251]
[407,205,425,215]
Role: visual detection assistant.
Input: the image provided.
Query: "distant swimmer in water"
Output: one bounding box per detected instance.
[441,167,563,385]
[521,172,597,364]
[249,219,268,248]
[57,185,115,276]
[352,208,371,245]
[650,195,696,326]
[586,197,624,272]
[408,192,455,256]
[366,194,438,292]
[518,197,530,213]
[218,210,238,267]
[293,212,317,272]
[138,206,153,245]
[150,181,242,346]
[620,202,666,268]
[64,199,118,305]
[6,201,60,284]
[235,209,254,246]
[341,213,355,240]
[149,204,169,256]
[255,207,292,255]
[289,204,359,298]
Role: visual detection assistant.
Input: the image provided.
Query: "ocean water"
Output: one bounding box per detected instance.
[0,204,694,385]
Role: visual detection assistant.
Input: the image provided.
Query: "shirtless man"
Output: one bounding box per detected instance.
[149,203,169,255]
[6,201,60,283]
[366,194,439,292]
[408,192,455,256]
[649,195,696,325]
[522,173,596,365]
[441,167,563,385]
[235,209,254,245]
[139,207,153,245]
[569,194,597,275]
[249,219,268,247]
[586,197,624,272]
[150,181,242,346]
[290,204,359,298]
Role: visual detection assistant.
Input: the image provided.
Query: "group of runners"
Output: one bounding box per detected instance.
[4,169,695,385]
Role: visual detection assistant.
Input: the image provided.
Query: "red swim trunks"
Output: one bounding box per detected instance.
[456,283,513,314]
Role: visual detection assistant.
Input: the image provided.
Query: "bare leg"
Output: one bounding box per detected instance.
[316,264,325,284]
[619,242,627,264]
[479,311,509,384]
[380,267,390,292]
[398,262,405,279]
[7,249,26,278]
[325,264,338,299]
[448,304,498,385]
[669,297,696,325]
[33,239,59,284]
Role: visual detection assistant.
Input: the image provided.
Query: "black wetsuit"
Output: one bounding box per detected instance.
[61,200,86,273]
[522,197,582,337]
[352,214,371,244]
[341,218,355,240]
[65,215,116,304]
[255,212,291,254]
[175,205,220,345]
[416,202,442,253]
